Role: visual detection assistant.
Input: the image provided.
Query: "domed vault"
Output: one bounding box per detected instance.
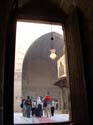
[22,32,65,99]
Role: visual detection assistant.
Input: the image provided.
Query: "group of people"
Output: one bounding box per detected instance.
[20,96,56,118]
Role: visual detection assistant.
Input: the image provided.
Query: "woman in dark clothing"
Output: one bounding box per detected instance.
[36,104,42,117]
[36,96,43,117]
[25,96,32,118]
[50,100,55,116]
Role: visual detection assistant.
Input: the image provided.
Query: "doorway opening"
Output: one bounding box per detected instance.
[14,20,70,124]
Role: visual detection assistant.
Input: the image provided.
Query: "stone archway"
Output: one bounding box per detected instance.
[22,32,65,103]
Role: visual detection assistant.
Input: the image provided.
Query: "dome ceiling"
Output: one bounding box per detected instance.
[22,32,64,89]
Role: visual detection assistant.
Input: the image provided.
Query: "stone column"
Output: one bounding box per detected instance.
[64,8,89,125]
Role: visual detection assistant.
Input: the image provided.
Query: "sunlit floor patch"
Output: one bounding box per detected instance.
[14,113,69,124]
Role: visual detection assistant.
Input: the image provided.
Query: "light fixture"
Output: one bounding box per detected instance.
[49,25,57,60]
[49,49,57,60]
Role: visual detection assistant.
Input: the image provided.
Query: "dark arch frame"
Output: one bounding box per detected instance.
[4,1,89,125]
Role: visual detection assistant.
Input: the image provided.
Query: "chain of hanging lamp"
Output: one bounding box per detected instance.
[49,24,57,60]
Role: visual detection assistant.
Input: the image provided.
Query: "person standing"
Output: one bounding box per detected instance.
[36,96,43,117]
[32,100,37,116]
[25,96,32,118]
[43,99,48,117]
[22,99,27,117]
[20,98,27,117]
[50,100,55,116]
[43,99,51,117]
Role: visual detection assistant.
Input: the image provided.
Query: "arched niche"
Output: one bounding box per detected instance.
[22,32,65,99]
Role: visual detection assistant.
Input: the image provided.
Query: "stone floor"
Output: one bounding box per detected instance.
[14,113,69,124]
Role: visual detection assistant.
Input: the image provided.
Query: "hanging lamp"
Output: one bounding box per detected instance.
[49,25,57,60]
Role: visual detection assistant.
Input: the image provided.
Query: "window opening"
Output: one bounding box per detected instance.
[14,20,70,124]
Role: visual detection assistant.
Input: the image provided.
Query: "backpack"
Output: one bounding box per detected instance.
[43,100,47,107]
[20,103,23,108]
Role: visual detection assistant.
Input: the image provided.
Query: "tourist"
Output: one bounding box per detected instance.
[32,100,37,116]
[20,98,27,117]
[36,96,43,117]
[25,96,32,118]
[50,99,55,116]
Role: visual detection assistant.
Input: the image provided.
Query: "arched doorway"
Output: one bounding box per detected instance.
[22,32,64,98]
